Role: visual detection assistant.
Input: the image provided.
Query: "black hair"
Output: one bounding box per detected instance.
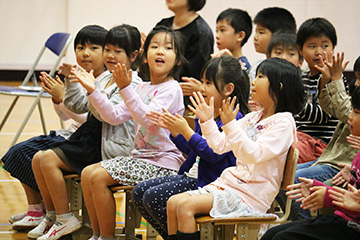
[351,86,360,110]
[188,0,206,12]
[74,25,107,51]
[201,55,250,115]
[354,56,360,72]
[297,17,337,50]
[256,58,305,114]
[139,25,186,81]
[266,32,303,60]
[216,8,252,46]
[104,24,141,70]
[254,7,296,34]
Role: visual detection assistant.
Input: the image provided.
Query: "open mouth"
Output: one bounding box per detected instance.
[155,58,165,63]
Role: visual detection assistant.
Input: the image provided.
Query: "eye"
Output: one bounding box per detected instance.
[322,44,329,48]
[104,48,110,52]
[76,45,84,50]
[274,51,281,55]
[92,46,100,50]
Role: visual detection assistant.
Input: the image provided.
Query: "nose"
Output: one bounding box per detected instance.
[254,33,258,41]
[314,46,322,56]
[355,79,360,87]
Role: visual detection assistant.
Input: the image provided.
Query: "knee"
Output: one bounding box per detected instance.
[132,183,147,204]
[166,195,181,217]
[32,151,45,170]
[175,198,194,219]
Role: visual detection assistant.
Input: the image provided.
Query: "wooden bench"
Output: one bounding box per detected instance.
[196,145,298,240]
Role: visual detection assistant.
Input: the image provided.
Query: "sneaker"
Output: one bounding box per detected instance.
[12,215,44,231]
[8,212,27,224]
[27,216,54,239]
[37,216,81,240]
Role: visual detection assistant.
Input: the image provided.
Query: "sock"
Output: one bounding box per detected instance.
[99,236,116,240]
[56,212,73,224]
[27,203,45,217]
[168,234,178,240]
[90,233,100,240]
[45,210,56,222]
[176,230,200,240]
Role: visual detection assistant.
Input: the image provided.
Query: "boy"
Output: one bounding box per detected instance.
[214,8,252,71]
[248,7,296,80]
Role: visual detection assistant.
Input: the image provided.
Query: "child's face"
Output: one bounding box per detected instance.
[216,19,240,52]
[200,78,223,114]
[103,44,131,72]
[355,71,360,87]
[251,72,274,107]
[146,32,177,79]
[348,108,360,136]
[254,24,272,54]
[269,45,303,68]
[300,36,334,75]
[75,43,104,77]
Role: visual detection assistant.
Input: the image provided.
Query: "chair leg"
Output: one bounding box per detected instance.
[146,223,158,240]
[0,96,19,131]
[37,99,47,135]
[199,222,214,240]
[236,224,260,240]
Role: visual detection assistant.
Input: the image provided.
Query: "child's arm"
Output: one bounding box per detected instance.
[332,163,352,187]
[286,177,314,203]
[329,185,360,213]
[300,186,326,212]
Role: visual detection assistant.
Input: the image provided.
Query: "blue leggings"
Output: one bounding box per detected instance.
[131,175,197,238]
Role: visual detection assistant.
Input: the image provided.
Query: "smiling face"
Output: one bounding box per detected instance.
[145,32,177,83]
[102,44,131,72]
[300,36,334,76]
[253,24,272,54]
[75,43,104,78]
[216,19,240,52]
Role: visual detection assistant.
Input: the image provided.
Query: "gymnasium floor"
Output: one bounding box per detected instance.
[0,81,151,239]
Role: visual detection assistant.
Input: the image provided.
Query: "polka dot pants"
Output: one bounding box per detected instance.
[132,175,198,238]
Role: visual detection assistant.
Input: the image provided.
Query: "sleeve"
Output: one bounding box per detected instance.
[201,117,294,164]
[297,100,332,125]
[53,102,87,124]
[63,78,90,114]
[170,134,191,155]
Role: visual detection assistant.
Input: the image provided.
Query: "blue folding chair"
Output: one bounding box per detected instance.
[0,32,72,147]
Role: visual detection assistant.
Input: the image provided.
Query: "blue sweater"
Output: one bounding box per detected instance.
[171,112,243,187]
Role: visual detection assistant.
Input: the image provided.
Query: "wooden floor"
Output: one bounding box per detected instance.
[0,81,155,240]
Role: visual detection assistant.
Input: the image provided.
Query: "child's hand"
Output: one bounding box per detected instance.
[347,134,360,150]
[189,91,214,123]
[146,110,169,130]
[324,52,349,81]
[219,97,239,125]
[332,163,352,187]
[179,77,201,96]
[286,177,314,202]
[329,185,360,212]
[211,49,233,58]
[58,63,76,78]
[39,72,64,104]
[161,109,194,140]
[113,63,132,90]
[301,186,326,211]
[70,65,96,94]
[315,51,332,87]
[248,100,263,112]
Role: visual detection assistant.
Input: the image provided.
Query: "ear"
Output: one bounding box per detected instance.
[297,58,304,68]
[236,31,246,44]
[224,82,235,97]
[130,50,139,63]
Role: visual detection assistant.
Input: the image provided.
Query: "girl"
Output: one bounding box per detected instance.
[30,24,142,240]
[131,55,250,239]
[77,25,186,240]
[167,57,306,240]
[1,24,107,231]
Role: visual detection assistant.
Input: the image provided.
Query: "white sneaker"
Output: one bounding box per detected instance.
[27,216,54,239]
[12,215,44,231]
[8,212,27,224]
[37,216,81,240]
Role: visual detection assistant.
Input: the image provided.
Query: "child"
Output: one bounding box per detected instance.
[155,0,214,109]
[261,86,360,240]
[248,7,296,80]
[166,58,306,240]
[1,24,107,231]
[349,56,360,93]
[213,8,252,71]
[77,25,186,240]
[29,24,142,240]
[131,55,250,239]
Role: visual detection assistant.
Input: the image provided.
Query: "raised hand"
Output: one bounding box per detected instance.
[189,91,214,123]
[58,63,76,78]
[329,185,360,212]
[146,110,168,129]
[315,51,332,88]
[113,63,132,90]
[286,177,314,202]
[219,97,239,125]
[70,65,96,94]
[39,72,64,103]
[179,77,201,96]
[332,163,352,187]
[347,134,360,150]
[301,186,326,211]
[324,52,349,81]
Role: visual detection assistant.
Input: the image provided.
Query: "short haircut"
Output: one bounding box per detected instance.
[354,56,360,72]
[188,0,206,12]
[266,32,302,60]
[140,25,186,80]
[216,8,252,46]
[104,24,141,70]
[254,7,296,34]
[256,58,306,114]
[201,55,250,115]
[297,17,337,49]
[351,86,360,110]
[74,25,107,51]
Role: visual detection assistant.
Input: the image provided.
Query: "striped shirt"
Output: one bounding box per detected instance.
[295,71,348,144]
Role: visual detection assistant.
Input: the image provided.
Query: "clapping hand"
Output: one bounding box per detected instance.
[219,97,239,125]
[39,72,64,104]
[189,91,214,123]
[113,63,132,90]
[70,65,96,94]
